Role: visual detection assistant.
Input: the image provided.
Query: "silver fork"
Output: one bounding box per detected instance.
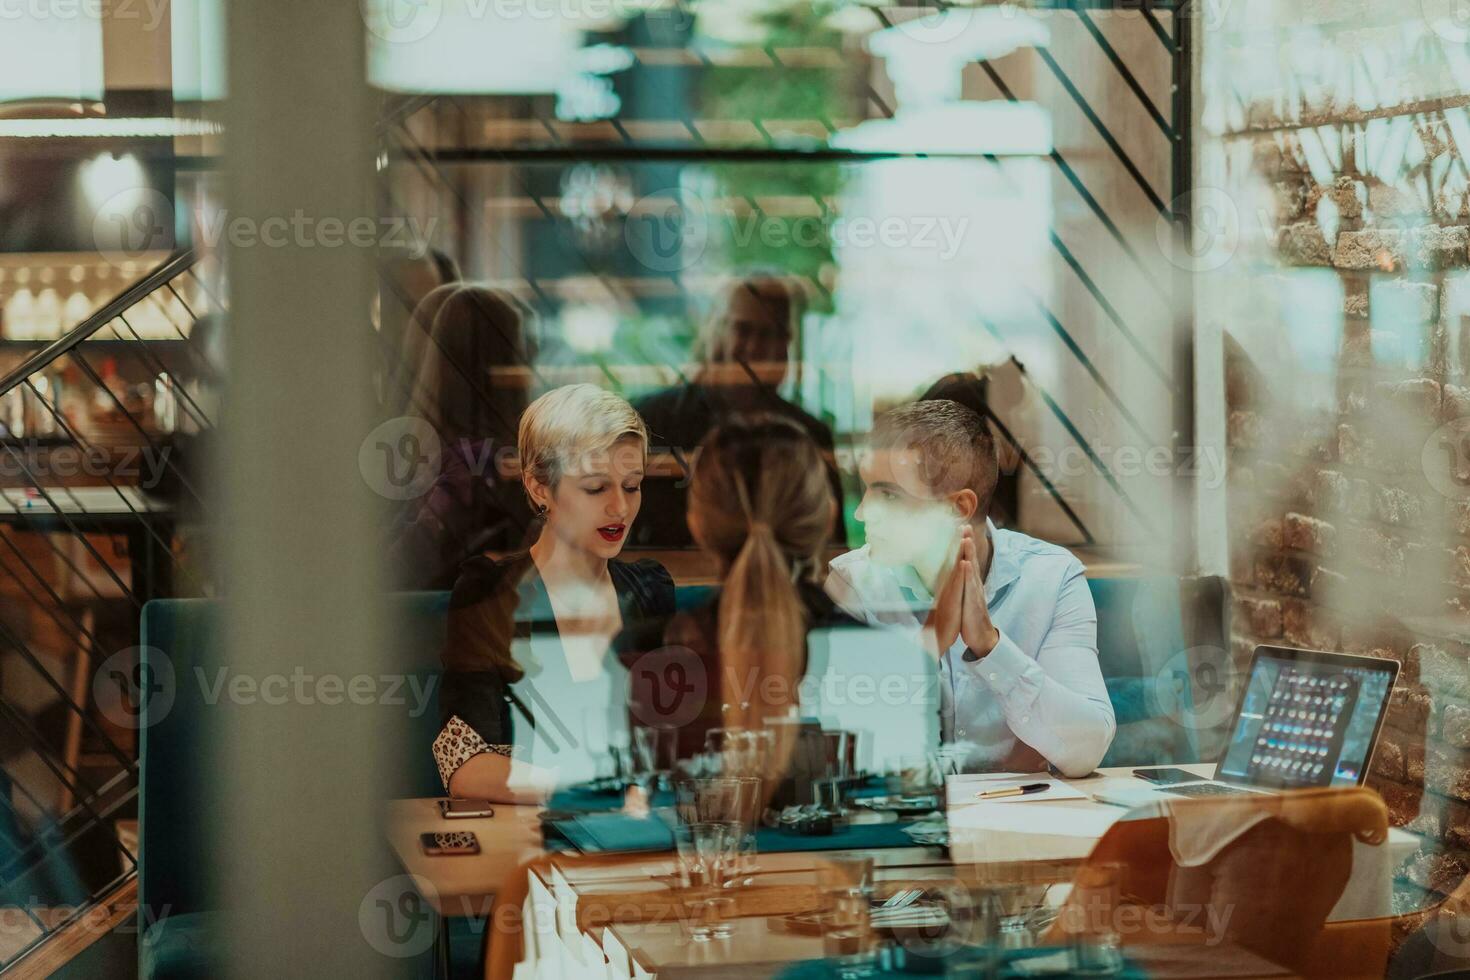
[871,888,923,914]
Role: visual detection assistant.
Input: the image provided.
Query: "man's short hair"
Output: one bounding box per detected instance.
[870,399,999,515]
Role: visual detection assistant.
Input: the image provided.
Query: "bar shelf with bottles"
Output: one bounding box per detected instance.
[0,251,213,481]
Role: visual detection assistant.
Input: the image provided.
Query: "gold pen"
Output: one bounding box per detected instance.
[974,782,1050,800]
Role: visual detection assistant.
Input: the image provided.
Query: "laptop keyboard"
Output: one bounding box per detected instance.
[1164,783,1260,799]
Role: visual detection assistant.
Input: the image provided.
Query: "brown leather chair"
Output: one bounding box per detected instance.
[1044,786,1391,979]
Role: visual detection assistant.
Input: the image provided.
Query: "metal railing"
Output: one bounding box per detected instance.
[0,249,213,970]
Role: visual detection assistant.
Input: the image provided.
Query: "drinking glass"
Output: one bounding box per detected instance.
[705,728,775,776]
[886,754,939,796]
[630,727,665,799]
[818,856,876,977]
[1067,863,1122,975]
[651,724,679,789]
[813,777,845,815]
[820,730,853,781]
[675,821,741,941]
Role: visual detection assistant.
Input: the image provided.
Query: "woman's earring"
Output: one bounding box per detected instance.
[537,503,549,517]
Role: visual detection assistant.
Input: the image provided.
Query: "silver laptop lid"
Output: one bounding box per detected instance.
[1215,646,1399,791]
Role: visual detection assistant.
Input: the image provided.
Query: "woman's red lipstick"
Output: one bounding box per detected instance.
[597,524,626,542]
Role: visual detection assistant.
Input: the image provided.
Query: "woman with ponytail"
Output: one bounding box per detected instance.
[617,414,862,786]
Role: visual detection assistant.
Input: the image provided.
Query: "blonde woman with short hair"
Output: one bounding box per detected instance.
[433,384,673,803]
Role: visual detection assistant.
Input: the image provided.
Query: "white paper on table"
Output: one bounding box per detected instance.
[521,892,539,965]
[947,774,1088,805]
[581,931,606,975]
[603,927,632,980]
[531,924,575,979]
[528,872,556,935]
[947,800,1122,837]
[550,865,579,950]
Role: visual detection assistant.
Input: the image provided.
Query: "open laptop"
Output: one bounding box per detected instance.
[1138,645,1399,799]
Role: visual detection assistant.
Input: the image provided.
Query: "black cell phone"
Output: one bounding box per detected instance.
[439,798,494,819]
[1132,767,1204,786]
[420,831,480,856]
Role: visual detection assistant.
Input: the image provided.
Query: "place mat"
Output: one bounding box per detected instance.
[773,945,1150,979]
[552,776,891,815]
[754,821,920,853]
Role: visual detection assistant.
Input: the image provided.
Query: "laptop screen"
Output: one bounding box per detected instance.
[1216,646,1399,790]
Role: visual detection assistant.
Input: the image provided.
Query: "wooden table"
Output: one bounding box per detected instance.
[383,798,544,919]
[385,765,1423,977]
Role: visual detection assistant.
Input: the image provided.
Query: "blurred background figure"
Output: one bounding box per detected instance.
[374,247,461,407]
[919,370,1022,528]
[389,285,536,589]
[618,414,857,791]
[632,274,846,548]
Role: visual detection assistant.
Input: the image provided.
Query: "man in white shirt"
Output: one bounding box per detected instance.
[825,400,1115,776]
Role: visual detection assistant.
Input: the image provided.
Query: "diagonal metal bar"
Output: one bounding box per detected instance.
[981,405,1096,545]
[1028,298,1163,447]
[0,635,129,833]
[21,379,208,595]
[975,59,1169,299]
[974,322,1155,534]
[111,313,214,432]
[0,251,194,399]
[1034,48,1166,214]
[0,535,143,772]
[1044,229,1173,387]
[1074,8,1172,137]
[973,149,1174,388]
[68,351,206,511]
[0,446,140,610]
[1140,0,1175,52]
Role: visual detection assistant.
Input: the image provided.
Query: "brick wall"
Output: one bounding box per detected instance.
[1228,136,1470,915]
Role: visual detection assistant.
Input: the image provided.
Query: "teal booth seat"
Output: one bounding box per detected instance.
[137,593,454,980]
[136,575,1225,979]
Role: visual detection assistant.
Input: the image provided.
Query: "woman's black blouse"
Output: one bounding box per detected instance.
[436,553,675,760]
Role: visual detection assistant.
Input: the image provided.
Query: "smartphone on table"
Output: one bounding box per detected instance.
[420,831,480,856]
[1132,767,1204,786]
[438,798,494,819]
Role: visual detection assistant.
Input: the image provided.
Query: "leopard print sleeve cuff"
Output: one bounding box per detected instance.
[433,714,512,792]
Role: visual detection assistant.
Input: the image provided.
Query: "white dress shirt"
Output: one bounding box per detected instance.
[824,520,1115,776]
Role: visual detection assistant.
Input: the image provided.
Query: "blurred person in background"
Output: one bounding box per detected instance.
[919,370,1022,528]
[617,414,859,792]
[388,285,536,589]
[825,399,1113,776]
[433,385,674,803]
[375,247,460,407]
[632,274,846,548]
